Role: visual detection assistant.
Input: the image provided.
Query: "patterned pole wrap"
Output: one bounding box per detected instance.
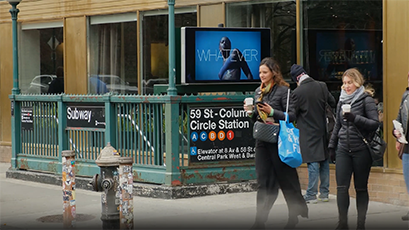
[119,157,133,229]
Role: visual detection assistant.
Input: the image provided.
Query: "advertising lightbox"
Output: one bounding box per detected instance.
[181,27,271,84]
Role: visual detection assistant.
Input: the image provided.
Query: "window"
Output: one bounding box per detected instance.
[302,0,382,99]
[88,13,138,95]
[302,0,383,166]
[20,23,64,94]
[141,9,197,94]
[226,1,296,79]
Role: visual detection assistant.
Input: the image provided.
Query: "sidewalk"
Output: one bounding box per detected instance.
[1,162,408,230]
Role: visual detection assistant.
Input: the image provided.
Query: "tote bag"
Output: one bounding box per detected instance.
[278,89,302,168]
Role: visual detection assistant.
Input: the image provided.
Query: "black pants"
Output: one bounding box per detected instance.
[335,147,372,223]
[254,141,308,224]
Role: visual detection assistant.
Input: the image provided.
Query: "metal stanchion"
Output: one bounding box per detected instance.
[62,150,76,228]
[119,157,133,229]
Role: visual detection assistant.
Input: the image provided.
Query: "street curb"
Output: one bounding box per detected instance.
[6,169,257,199]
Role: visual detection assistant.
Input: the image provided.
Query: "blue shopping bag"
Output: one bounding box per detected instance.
[278,112,302,168]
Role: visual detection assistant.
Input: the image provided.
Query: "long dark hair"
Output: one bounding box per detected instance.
[259,57,289,87]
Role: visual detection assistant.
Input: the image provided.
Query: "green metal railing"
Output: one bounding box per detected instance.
[115,102,165,166]
[10,93,256,185]
[21,101,59,157]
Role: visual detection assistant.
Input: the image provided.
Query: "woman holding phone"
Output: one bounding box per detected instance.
[328,68,379,229]
[244,57,308,229]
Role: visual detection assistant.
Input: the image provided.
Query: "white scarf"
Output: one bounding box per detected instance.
[339,86,365,105]
[298,74,310,84]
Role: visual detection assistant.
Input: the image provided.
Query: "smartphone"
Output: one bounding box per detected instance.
[256,101,265,106]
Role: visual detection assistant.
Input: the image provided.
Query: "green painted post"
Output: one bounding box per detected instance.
[167,0,177,96]
[165,0,181,186]
[10,96,20,169]
[9,1,21,169]
[9,0,21,95]
[165,97,181,186]
[57,96,68,174]
[104,94,117,148]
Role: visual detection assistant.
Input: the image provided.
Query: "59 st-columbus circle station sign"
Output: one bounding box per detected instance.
[189,106,255,163]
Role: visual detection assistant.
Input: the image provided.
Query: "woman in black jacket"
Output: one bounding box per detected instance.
[245,57,308,229]
[328,68,379,230]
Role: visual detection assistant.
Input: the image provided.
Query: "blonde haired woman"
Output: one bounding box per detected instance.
[328,68,379,230]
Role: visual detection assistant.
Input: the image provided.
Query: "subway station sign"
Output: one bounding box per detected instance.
[189,106,255,163]
[66,103,105,128]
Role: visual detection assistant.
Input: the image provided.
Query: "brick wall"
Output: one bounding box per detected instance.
[297,166,409,206]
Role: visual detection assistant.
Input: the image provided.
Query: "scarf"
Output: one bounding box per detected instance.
[256,82,273,121]
[298,74,310,84]
[339,85,365,105]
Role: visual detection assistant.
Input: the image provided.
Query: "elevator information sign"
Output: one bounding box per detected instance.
[21,106,33,131]
[189,106,255,163]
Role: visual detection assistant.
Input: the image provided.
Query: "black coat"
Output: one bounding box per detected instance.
[292,78,336,163]
[328,93,379,152]
[251,84,295,123]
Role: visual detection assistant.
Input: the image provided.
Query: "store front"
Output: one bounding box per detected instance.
[0,0,408,205]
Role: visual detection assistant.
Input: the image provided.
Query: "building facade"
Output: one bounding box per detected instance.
[0,0,408,205]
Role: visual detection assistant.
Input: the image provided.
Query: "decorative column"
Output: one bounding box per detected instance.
[9,0,22,169]
[9,0,21,95]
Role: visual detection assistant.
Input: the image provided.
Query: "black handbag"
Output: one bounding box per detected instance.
[354,125,387,163]
[253,121,280,144]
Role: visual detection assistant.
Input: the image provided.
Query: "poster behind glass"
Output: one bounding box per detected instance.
[306,30,382,82]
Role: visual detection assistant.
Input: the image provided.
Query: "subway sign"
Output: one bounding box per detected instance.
[66,103,105,129]
[189,106,255,163]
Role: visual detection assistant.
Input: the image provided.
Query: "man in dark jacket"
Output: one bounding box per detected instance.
[291,64,336,204]
[47,66,64,94]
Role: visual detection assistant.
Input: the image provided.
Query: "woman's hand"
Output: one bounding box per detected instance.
[243,100,254,115]
[396,141,402,151]
[393,129,402,139]
[343,112,356,122]
[257,102,272,115]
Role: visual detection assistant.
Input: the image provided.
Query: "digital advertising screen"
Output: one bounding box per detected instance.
[181,27,271,84]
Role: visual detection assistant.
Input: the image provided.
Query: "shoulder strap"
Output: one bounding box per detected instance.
[351,122,370,145]
[285,88,290,122]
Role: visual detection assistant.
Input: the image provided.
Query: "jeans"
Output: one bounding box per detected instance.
[305,159,330,199]
[335,147,372,223]
[403,153,409,193]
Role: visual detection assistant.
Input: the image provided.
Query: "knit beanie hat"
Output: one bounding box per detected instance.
[290,64,307,83]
